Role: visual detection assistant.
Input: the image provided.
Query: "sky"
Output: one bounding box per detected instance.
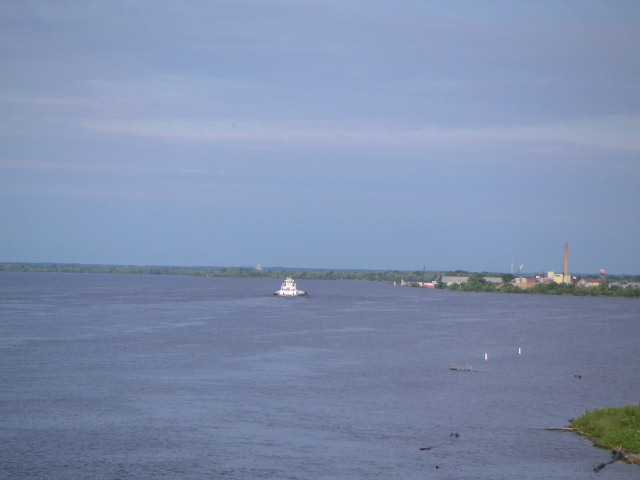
[1,1,639,274]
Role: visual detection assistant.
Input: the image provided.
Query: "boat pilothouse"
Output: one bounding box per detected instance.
[274,277,307,296]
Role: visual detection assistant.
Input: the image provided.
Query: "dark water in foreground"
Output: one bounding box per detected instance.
[1,272,638,480]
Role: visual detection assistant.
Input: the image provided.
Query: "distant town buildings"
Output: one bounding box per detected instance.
[511,243,617,289]
[443,243,620,289]
[397,243,637,291]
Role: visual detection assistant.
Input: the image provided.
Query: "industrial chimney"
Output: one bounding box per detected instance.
[564,243,570,284]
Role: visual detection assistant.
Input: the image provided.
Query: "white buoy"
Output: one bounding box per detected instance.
[484,353,488,361]
[518,347,522,355]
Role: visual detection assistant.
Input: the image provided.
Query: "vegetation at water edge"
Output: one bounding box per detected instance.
[1,263,639,297]
[571,405,640,453]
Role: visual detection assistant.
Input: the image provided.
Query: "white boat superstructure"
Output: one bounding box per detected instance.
[274,277,307,296]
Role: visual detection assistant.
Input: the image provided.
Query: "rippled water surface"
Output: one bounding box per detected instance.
[1,272,639,479]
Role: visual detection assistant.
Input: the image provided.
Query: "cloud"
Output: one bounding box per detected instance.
[422,114,640,152]
[0,92,78,106]
[80,113,640,155]
[0,158,134,174]
[179,169,210,175]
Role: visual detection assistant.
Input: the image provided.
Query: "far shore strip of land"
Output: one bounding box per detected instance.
[2,263,640,297]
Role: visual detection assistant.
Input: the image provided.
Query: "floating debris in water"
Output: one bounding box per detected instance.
[593,450,625,472]
[449,363,474,372]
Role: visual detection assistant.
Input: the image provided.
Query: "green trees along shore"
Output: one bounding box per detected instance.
[1,263,639,297]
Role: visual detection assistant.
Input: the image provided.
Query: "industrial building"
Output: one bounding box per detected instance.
[514,243,576,287]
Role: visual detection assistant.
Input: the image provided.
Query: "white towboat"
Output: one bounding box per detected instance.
[274,277,307,296]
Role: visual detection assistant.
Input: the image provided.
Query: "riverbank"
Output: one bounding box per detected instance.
[570,406,640,466]
[2,263,639,297]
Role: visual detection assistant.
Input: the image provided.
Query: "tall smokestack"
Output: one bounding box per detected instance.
[564,243,569,281]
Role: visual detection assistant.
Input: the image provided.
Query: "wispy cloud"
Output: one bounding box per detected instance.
[0,158,136,175]
[0,92,78,106]
[419,114,640,152]
[81,113,640,153]
[179,168,210,175]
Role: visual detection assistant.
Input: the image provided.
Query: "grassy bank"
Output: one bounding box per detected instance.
[572,405,640,455]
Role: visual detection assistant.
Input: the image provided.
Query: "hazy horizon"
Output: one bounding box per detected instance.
[3,261,638,277]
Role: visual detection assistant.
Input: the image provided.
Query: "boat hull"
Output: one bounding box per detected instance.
[274,290,307,296]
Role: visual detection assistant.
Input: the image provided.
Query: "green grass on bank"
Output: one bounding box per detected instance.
[572,406,640,452]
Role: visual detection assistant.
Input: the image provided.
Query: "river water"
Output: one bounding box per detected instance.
[0,272,638,479]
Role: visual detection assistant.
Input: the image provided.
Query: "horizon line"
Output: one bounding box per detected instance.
[0,261,637,277]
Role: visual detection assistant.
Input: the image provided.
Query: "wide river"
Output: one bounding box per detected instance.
[1,272,638,479]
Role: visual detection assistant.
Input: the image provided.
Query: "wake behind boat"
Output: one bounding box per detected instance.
[274,277,307,296]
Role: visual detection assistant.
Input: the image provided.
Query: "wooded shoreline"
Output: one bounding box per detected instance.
[1,263,639,297]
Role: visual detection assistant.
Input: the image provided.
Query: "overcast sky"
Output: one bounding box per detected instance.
[1,1,639,274]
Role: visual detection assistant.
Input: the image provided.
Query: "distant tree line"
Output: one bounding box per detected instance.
[1,263,638,297]
[444,275,640,297]
[0,263,204,277]
[498,282,640,297]
[0,263,457,282]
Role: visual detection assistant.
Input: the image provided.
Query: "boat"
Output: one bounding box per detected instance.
[274,277,307,296]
